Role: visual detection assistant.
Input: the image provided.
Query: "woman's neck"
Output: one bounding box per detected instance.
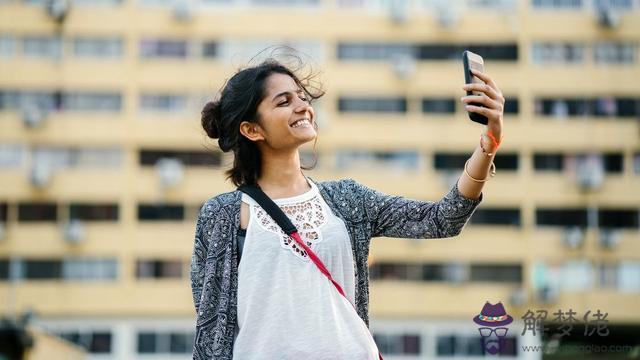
[256,151,310,199]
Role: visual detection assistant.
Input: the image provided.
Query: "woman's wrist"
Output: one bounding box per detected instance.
[480,129,503,156]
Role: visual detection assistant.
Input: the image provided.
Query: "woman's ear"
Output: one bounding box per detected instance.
[239,121,265,142]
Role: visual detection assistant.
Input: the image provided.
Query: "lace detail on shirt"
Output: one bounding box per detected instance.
[252,194,326,261]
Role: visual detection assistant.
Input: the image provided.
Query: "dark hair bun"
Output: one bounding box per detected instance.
[201,100,222,139]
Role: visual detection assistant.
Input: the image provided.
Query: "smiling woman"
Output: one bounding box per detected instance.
[192,50,486,360]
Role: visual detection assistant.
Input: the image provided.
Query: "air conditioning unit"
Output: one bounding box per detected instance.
[389,1,408,24]
[509,288,527,307]
[46,0,70,23]
[390,53,416,80]
[562,226,584,249]
[173,0,193,22]
[597,8,620,28]
[63,220,85,244]
[21,105,45,128]
[156,158,184,188]
[575,154,604,191]
[598,229,620,249]
[30,162,53,188]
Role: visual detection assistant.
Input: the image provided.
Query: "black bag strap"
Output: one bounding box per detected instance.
[238,184,297,235]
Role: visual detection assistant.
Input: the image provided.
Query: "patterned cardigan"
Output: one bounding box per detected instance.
[190,177,483,359]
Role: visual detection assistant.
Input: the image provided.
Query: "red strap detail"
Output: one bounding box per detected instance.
[290,231,384,360]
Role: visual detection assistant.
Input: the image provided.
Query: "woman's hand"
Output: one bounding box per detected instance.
[461,68,505,153]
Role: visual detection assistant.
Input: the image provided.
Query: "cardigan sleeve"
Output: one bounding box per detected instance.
[352,178,482,239]
[190,201,210,316]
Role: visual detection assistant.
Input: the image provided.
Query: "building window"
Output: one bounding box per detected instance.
[139,93,188,112]
[169,332,194,353]
[535,97,640,118]
[139,39,188,58]
[338,97,407,113]
[136,260,183,279]
[32,147,122,169]
[531,43,585,64]
[593,42,637,64]
[437,334,517,356]
[599,263,618,289]
[422,98,455,114]
[373,333,421,355]
[534,153,564,171]
[137,204,184,221]
[594,0,634,9]
[616,98,640,117]
[69,204,119,221]
[139,150,222,167]
[504,98,519,114]
[434,153,467,171]
[201,41,217,58]
[493,153,519,171]
[0,203,6,223]
[0,91,57,113]
[470,208,521,227]
[470,264,523,283]
[618,262,640,292]
[59,331,112,354]
[22,36,62,59]
[336,150,419,171]
[0,144,25,169]
[532,0,584,9]
[250,0,320,6]
[61,92,122,112]
[0,260,8,280]
[536,208,588,227]
[18,202,57,222]
[138,332,156,353]
[73,37,123,58]
[416,44,518,60]
[598,209,639,228]
[137,331,195,354]
[337,42,413,61]
[62,258,118,281]
[24,260,62,280]
[0,35,17,58]
[602,153,623,173]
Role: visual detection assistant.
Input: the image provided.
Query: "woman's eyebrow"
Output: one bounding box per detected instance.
[271,89,304,102]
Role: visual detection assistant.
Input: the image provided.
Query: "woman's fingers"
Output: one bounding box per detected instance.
[462,83,503,102]
[470,68,502,96]
[464,104,500,119]
[461,94,502,112]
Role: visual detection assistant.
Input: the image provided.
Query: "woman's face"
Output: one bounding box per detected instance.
[241,73,316,150]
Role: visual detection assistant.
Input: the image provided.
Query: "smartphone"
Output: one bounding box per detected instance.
[462,50,488,125]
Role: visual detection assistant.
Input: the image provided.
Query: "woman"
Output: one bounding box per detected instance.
[191,58,504,359]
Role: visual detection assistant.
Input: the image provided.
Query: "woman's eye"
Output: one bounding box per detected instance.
[278,101,288,106]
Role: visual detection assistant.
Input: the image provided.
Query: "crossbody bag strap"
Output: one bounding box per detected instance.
[238,184,383,360]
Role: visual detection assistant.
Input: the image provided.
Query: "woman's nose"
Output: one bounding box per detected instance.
[294,99,312,113]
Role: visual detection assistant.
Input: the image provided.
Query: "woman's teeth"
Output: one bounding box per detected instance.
[291,119,311,128]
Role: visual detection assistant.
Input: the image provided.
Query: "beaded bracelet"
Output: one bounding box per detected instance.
[464,159,496,183]
[479,130,503,157]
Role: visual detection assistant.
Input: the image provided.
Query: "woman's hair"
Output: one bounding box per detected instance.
[201,54,325,187]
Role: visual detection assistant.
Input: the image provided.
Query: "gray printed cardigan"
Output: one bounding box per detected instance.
[190,177,483,359]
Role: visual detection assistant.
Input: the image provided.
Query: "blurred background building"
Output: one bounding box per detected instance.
[1,0,639,358]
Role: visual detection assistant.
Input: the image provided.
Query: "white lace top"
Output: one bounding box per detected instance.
[232,176,380,359]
